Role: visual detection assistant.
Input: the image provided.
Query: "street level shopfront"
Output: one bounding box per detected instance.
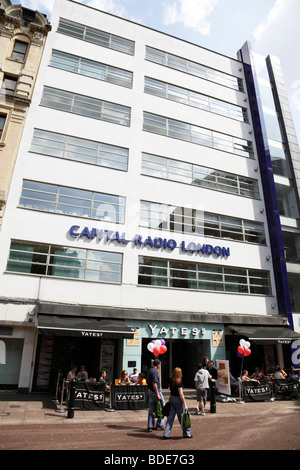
[31,302,299,392]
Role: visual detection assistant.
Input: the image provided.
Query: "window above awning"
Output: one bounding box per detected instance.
[38,314,135,339]
[230,325,300,344]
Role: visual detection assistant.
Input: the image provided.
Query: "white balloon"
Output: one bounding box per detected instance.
[147,342,154,352]
[239,339,247,347]
[155,339,161,347]
[244,341,250,349]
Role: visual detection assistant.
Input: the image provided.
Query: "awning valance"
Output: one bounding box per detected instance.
[38,314,135,339]
[230,325,300,344]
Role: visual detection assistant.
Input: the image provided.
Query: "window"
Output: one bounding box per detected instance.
[146,46,243,91]
[0,114,6,139]
[50,50,133,88]
[141,153,259,198]
[41,87,131,126]
[19,180,126,223]
[1,75,17,95]
[138,256,271,295]
[11,40,28,61]
[140,201,265,243]
[144,77,248,122]
[7,240,122,283]
[30,129,128,171]
[57,18,135,55]
[143,112,253,158]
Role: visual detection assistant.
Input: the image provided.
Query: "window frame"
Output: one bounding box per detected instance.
[50,50,133,89]
[18,179,126,224]
[6,240,123,284]
[29,128,129,171]
[11,39,29,62]
[138,256,272,295]
[140,200,265,244]
[143,113,254,158]
[57,18,135,56]
[40,86,131,127]
[1,75,18,96]
[144,77,248,123]
[145,46,244,92]
[141,153,260,199]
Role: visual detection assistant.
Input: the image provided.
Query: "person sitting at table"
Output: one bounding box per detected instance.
[118,370,132,385]
[274,365,286,380]
[67,364,77,382]
[99,369,110,391]
[250,367,265,382]
[287,366,298,381]
[77,364,88,381]
[136,372,147,385]
[242,369,260,384]
[129,367,139,384]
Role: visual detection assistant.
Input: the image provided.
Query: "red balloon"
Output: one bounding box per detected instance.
[237,345,245,356]
[160,345,167,354]
[153,346,160,356]
[244,348,251,356]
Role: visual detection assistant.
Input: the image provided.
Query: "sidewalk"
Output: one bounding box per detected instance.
[0,389,299,426]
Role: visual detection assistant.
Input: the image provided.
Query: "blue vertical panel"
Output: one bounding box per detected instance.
[238,42,293,327]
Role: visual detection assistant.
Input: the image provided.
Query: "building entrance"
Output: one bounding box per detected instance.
[33,334,119,392]
[142,338,205,388]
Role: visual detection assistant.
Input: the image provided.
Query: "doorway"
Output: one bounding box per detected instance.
[142,338,204,388]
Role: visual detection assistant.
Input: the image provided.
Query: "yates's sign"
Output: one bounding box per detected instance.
[69,225,230,257]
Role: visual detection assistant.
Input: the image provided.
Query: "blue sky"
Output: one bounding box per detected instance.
[11,0,300,141]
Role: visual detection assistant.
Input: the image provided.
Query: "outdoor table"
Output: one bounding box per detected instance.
[111,384,148,410]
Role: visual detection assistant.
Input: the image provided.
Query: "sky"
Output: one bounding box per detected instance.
[11,0,300,142]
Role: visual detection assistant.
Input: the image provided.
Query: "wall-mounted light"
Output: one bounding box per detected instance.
[28,309,35,322]
[260,208,264,213]
[265,255,271,261]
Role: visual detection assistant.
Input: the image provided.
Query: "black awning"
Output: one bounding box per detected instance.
[230,325,300,344]
[38,315,135,339]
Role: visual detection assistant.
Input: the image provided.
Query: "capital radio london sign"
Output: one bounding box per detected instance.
[68,224,230,258]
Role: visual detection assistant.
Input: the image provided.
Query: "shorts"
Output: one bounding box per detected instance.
[196,388,207,403]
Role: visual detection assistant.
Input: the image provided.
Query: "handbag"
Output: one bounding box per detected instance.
[162,401,170,416]
[181,410,191,429]
[153,399,164,419]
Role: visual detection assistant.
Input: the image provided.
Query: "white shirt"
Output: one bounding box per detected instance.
[194,369,211,389]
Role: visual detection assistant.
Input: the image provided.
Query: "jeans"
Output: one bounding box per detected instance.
[147,389,165,429]
[163,395,191,438]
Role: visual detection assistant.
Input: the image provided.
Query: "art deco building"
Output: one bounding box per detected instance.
[0,0,299,392]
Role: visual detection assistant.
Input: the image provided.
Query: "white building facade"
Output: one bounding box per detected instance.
[0,0,297,392]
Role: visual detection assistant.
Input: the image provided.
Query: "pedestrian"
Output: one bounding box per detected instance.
[163,367,192,439]
[207,360,218,380]
[202,356,210,369]
[146,358,165,431]
[194,363,213,415]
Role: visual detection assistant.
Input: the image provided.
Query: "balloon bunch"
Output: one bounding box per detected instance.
[237,339,251,357]
[147,339,167,357]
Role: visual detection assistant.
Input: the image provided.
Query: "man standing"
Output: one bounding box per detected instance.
[146,358,165,431]
[194,363,213,415]
[207,360,218,380]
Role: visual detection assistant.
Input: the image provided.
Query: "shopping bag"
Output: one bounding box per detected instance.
[181,410,191,429]
[153,399,164,419]
[162,401,170,416]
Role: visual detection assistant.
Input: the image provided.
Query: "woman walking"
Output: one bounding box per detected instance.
[163,367,192,439]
